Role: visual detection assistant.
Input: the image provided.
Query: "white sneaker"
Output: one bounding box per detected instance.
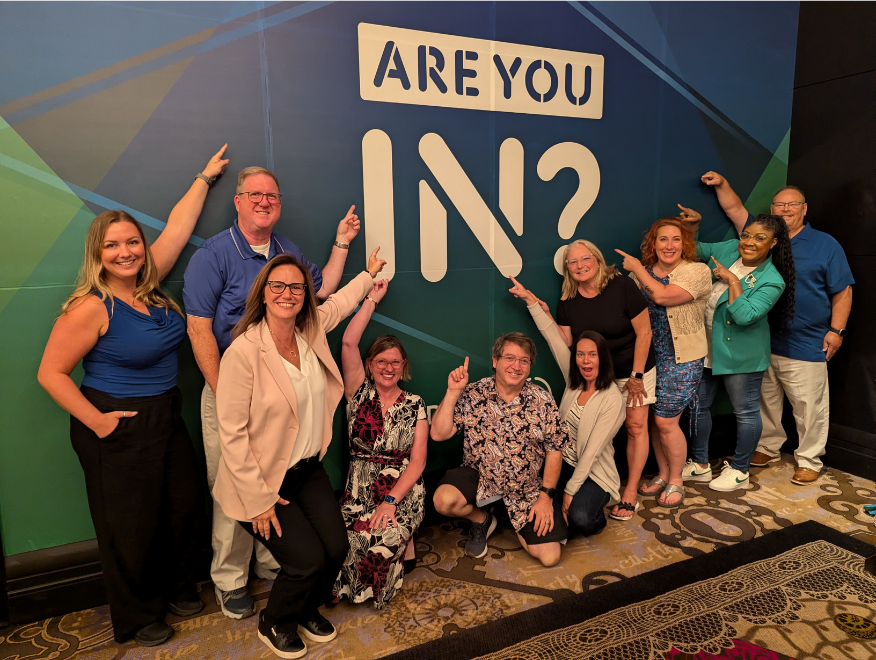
[681,459,712,482]
[709,461,749,492]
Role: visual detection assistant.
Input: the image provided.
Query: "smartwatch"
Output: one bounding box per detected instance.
[630,371,644,380]
[539,486,557,498]
[384,495,397,505]
[829,327,846,338]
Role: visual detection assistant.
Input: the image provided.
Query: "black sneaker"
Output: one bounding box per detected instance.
[168,589,204,617]
[215,585,255,619]
[298,610,337,642]
[134,621,174,646]
[258,611,307,659]
[465,510,498,559]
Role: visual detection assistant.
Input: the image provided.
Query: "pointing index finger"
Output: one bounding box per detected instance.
[463,356,469,372]
[614,249,629,258]
[347,204,356,216]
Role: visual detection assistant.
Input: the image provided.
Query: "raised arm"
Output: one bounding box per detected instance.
[615,250,694,307]
[316,205,361,300]
[341,279,388,400]
[431,357,468,441]
[317,247,386,333]
[38,297,135,438]
[151,144,229,281]
[701,171,748,234]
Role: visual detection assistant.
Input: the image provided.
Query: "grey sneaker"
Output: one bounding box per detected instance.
[214,585,255,620]
[465,510,498,559]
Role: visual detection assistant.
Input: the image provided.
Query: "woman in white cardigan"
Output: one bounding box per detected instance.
[510,280,626,535]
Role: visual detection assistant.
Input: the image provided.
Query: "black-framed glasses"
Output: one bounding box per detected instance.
[238,191,282,204]
[266,281,306,295]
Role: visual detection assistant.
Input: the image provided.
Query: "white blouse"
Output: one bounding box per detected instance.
[281,332,326,468]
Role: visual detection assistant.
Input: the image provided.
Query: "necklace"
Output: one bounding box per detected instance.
[378,387,402,412]
[268,325,298,359]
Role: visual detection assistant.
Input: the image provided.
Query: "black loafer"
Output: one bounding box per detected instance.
[134,621,174,646]
[258,611,307,659]
[298,610,337,642]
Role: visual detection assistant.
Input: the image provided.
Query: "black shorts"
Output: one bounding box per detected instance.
[438,466,568,545]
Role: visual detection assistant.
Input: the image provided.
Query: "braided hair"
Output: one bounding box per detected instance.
[748,214,795,330]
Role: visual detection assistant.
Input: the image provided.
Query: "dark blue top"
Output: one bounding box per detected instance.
[81,297,186,397]
[746,214,854,362]
[182,220,323,355]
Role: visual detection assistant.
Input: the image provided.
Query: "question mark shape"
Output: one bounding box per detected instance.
[537,142,600,240]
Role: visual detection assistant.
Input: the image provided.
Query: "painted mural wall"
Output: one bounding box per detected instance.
[0,1,798,556]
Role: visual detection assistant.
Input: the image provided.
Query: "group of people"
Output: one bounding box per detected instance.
[37,144,854,659]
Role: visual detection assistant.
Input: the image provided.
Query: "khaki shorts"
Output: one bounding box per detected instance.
[614,366,657,408]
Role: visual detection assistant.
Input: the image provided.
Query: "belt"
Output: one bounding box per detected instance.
[292,455,320,470]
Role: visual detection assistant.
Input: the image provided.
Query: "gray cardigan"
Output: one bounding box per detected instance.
[528,303,625,501]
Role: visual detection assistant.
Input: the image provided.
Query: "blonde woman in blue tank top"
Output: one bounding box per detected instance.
[38,146,228,647]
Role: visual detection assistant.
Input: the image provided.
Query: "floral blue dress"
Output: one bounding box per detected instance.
[644,268,704,419]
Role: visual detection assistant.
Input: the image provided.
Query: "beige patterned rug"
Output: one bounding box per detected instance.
[2,454,876,659]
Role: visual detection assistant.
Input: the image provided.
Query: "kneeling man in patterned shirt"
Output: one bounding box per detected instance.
[431,332,571,567]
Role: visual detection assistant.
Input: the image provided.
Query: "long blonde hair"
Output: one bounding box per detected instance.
[560,239,620,300]
[231,255,319,343]
[62,211,181,315]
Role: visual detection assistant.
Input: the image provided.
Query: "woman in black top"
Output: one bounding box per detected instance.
[509,239,653,522]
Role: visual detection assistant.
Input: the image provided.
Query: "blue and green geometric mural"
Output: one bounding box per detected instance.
[0,1,799,556]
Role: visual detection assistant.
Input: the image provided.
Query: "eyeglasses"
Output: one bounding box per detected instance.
[266,281,306,295]
[566,256,594,268]
[239,191,283,204]
[373,359,405,369]
[770,201,803,209]
[740,232,772,243]
[499,355,531,367]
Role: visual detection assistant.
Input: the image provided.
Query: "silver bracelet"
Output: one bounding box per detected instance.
[195,172,214,185]
[333,240,349,249]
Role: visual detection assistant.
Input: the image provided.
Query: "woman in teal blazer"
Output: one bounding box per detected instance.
[681,214,795,492]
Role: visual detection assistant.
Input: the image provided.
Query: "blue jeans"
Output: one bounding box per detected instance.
[690,368,765,472]
[564,477,610,537]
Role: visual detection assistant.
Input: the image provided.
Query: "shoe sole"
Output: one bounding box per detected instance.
[298,624,337,643]
[750,456,781,468]
[791,477,819,485]
[215,586,255,620]
[709,480,749,492]
[258,630,307,659]
[467,515,499,559]
[134,627,174,647]
[682,472,713,483]
[167,601,204,617]
[608,502,640,521]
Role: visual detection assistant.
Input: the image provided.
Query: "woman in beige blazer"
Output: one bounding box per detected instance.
[213,251,385,659]
[615,216,712,509]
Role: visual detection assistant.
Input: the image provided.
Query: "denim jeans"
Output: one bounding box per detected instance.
[690,368,765,472]
[564,477,610,537]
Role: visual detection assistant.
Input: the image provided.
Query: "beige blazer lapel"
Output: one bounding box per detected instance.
[258,321,299,419]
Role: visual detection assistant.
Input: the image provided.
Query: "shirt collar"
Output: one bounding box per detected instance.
[791,223,811,242]
[485,376,531,405]
[230,220,285,260]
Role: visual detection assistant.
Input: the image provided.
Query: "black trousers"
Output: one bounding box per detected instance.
[239,459,348,629]
[71,386,204,642]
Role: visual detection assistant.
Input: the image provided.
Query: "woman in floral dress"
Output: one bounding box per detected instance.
[332,280,428,609]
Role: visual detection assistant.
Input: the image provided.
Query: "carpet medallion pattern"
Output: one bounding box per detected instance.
[2,456,876,659]
[475,541,876,660]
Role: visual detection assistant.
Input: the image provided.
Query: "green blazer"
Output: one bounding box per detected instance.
[697,239,785,376]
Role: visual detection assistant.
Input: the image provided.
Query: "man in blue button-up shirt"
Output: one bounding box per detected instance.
[183,165,360,620]
[702,172,854,487]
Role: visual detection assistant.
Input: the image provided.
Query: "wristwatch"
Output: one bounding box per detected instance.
[384,495,397,505]
[630,372,644,380]
[829,327,846,337]
[539,486,557,498]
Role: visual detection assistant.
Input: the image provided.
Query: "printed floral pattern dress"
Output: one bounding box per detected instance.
[332,379,427,609]
[643,267,704,419]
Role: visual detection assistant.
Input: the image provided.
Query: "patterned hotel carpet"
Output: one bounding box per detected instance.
[3,454,876,660]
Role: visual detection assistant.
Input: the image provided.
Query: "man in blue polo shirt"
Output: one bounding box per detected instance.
[701,171,854,486]
[183,165,360,620]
